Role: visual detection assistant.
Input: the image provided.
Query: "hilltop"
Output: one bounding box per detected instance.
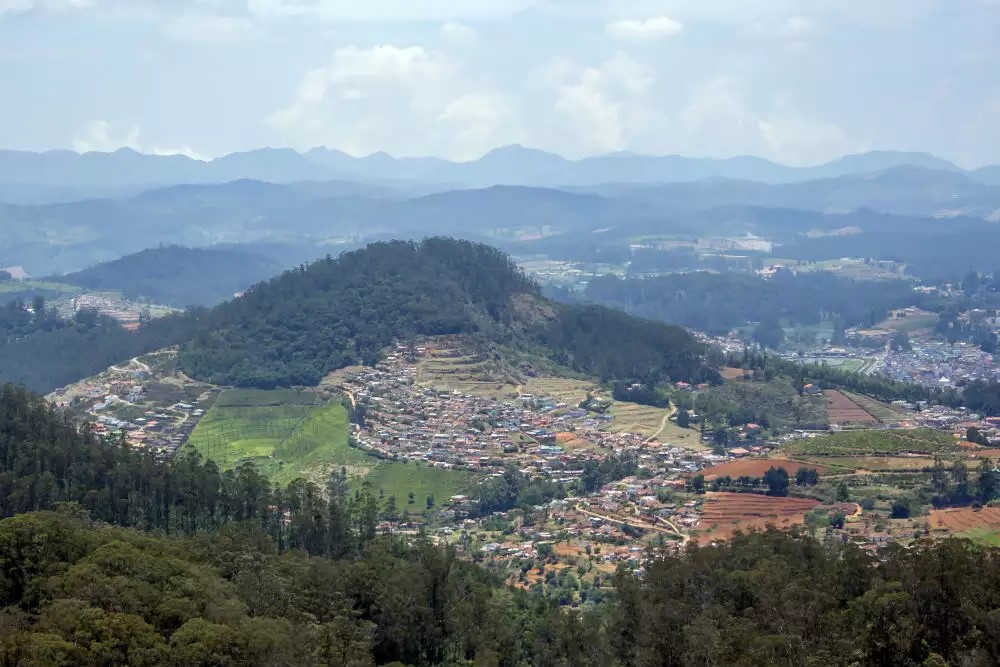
[176,237,714,390]
[0,238,713,396]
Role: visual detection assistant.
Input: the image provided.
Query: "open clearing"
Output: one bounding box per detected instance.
[695,492,823,543]
[699,458,833,480]
[824,390,877,425]
[187,388,472,504]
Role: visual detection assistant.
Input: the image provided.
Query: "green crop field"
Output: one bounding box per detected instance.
[364,463,472,510]
[957,527,1000,547]
[782,428,958,456]
[187,388,474,506]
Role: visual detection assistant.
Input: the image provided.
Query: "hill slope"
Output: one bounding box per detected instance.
[60,246,283,307]
[0,238,712,394]
[177,238,714,388]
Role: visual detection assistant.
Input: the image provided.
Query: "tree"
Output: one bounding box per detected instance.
[836,481,851,502]
[676,409,691,429]
[978,458,999,504]
[425,494,435,509]
[763,466,790,497]
[795,468,819,486]
[829,511,846,529]
[752,319,785,350]
[950,461,971,504]
[891,499,911,519]
[691,475,706,495]
[967,426,986,446]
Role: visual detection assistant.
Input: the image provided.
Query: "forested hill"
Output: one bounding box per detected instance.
[59,245,282,307]
[0,238,711,393]
[175,237,714,389]
[573,270,926,336]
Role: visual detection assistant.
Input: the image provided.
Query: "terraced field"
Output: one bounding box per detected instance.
[824,390,877,425]
[842,391,912,423]
[415,345,519,399]
[695,493,824,542]
[931,507,1000,546]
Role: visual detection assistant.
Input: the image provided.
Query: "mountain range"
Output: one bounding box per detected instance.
[4,163,1000,276]
[2,146,999,202]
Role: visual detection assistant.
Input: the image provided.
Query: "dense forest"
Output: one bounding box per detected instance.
[174,238,714,390]
[0,297,200,393]
[4,385,1000,665]
[576,270,923,336]
[0,239,711,395]
[59,245,283,307]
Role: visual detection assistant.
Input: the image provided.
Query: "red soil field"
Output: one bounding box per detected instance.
[695,492,824,543]
[930,506,1000,532]
[824,390,877,424]
[699,458,830,480]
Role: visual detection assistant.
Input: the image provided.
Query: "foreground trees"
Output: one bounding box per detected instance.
[4,384,1000,665]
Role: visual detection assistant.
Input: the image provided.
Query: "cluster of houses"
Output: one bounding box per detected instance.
[882,340,1000,387]
[48,356,211,456]
[340,346,673,478]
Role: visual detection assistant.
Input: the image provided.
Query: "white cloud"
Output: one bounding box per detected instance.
[73,120,206,159]
[676,78,864,165]
[547,53,657,155]
[72,120,140,153]
[747,15,820,41]
[267,45,512,159]
[245,0,539,21]
[0,0,95,15]
[440,21,479,47]
[605,16,683,41]
[163,13,256,44]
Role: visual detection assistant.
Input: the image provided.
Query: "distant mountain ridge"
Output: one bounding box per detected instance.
[1,145,995,194]
[4,165,1000,276]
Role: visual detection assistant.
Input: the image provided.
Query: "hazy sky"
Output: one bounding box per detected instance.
[1,0,999,166]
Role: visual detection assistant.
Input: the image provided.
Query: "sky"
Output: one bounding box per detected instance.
[1,0,999,167]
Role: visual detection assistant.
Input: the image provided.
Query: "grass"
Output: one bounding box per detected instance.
[186,388,473,507]
[957,527,1000,547]
[364,463,473,509]
[783,429,958,456]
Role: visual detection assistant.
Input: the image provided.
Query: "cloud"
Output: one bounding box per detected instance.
[677,78,864,165]
[546,53,656,155]
[72,120,140,153]
[0,0,95,15]
[605,16,683,41]
[440,21,479,47]
[267,44,513,159]
[73,120,205,159]
[163,13,256,44]
[245,0,539,21]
